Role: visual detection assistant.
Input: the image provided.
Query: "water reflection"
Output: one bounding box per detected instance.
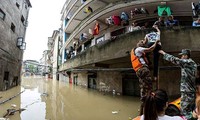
[0,77,140,120]
[20,88,45,120]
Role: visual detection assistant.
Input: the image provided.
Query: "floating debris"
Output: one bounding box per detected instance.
[112,111,118,114]
[11,104,17,108]
[3,108,26,118]
[0,118,8,120]
[22,85,33,89]
[0,90,25,105]
[41,93,49,97]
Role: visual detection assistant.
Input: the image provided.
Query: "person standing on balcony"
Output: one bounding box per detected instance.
[165,15,179,27]
[131,39,160,115]
[159,49,197,120]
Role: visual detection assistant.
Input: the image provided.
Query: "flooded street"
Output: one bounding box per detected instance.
[0,77,140,120]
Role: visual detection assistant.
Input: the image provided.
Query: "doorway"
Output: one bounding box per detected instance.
[88,73,97,89]
[122,72,139,96]
[73,76,78,85]
[3,71,9,90]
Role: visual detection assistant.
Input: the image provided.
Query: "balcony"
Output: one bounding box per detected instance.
[59,27,200,71]
[61,0,197,53]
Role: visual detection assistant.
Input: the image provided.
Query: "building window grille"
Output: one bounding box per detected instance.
[0,8,6,20]
[16,2,20,9]
[11,23,15,32]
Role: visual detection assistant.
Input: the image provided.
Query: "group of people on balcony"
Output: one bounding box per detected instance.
[154,15,179,28]
[131,23,199,120]
[129,15,179,33]
[71,1,200,62]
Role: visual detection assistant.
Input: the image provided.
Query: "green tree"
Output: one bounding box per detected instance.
[28,64,36,73]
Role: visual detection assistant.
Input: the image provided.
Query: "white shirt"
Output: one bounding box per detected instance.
[135,47,147,65]
[140,115,184,120]
[129,26,141,32]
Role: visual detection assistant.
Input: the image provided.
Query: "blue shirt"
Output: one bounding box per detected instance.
[192,21,200,27]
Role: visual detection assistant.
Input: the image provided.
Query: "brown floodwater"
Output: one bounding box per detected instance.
[0,76,140,120]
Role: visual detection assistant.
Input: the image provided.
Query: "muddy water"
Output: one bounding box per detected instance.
[0,77,140,120]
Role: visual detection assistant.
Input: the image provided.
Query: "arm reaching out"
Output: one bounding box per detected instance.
[159,50,185,66]
[153,25,160,34]
[143,40,160,53]
[159,50,165,55]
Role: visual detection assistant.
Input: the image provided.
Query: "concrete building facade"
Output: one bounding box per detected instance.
[0,0,31,90]
[40,50,51,76]
[48,30,62,80]
[58,0,200,96]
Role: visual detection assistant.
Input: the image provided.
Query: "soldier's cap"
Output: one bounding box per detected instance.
[178,49,191,56]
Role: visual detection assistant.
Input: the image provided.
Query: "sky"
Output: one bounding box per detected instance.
[23,0,66,61]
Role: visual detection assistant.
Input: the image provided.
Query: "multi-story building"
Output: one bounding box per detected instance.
[22,60,41,76]
[58,0,200,96]
[0,0,31,90]
[40,50,51,76]
[48,30,62,80]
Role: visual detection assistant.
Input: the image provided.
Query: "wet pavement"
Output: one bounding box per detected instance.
[0,76,140,120]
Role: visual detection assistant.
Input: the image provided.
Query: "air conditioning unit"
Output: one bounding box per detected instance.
[23,21,28,27]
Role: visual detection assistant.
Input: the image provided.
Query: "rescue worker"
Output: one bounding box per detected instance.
[159,49,197,120]
[131,39,160,115]
[192,66,200,120]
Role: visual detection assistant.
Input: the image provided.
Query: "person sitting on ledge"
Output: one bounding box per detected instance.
[193,18,200,27]
[166,15,179,27]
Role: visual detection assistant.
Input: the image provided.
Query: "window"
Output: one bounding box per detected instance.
[96,36,104,44]
[11,23,15,32]
[25,4,27,9]
[0,8,6,20]
[16,2,20,9]
[3,71,9,81]
[84,40,91,49]
[3,71,9,90]
[21,15,25,23]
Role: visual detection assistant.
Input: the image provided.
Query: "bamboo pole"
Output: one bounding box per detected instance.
[0,90,25,105]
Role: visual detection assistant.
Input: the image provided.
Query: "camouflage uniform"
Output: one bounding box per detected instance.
[163,53,197,119]
[136,66,153,115]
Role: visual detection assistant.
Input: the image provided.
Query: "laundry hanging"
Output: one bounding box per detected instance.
[84,6,93,13]
[157,5,171,16]
[106,16,114,25]
[93,22,100,35]
[112,16,121,26]
[121,12,129,26]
